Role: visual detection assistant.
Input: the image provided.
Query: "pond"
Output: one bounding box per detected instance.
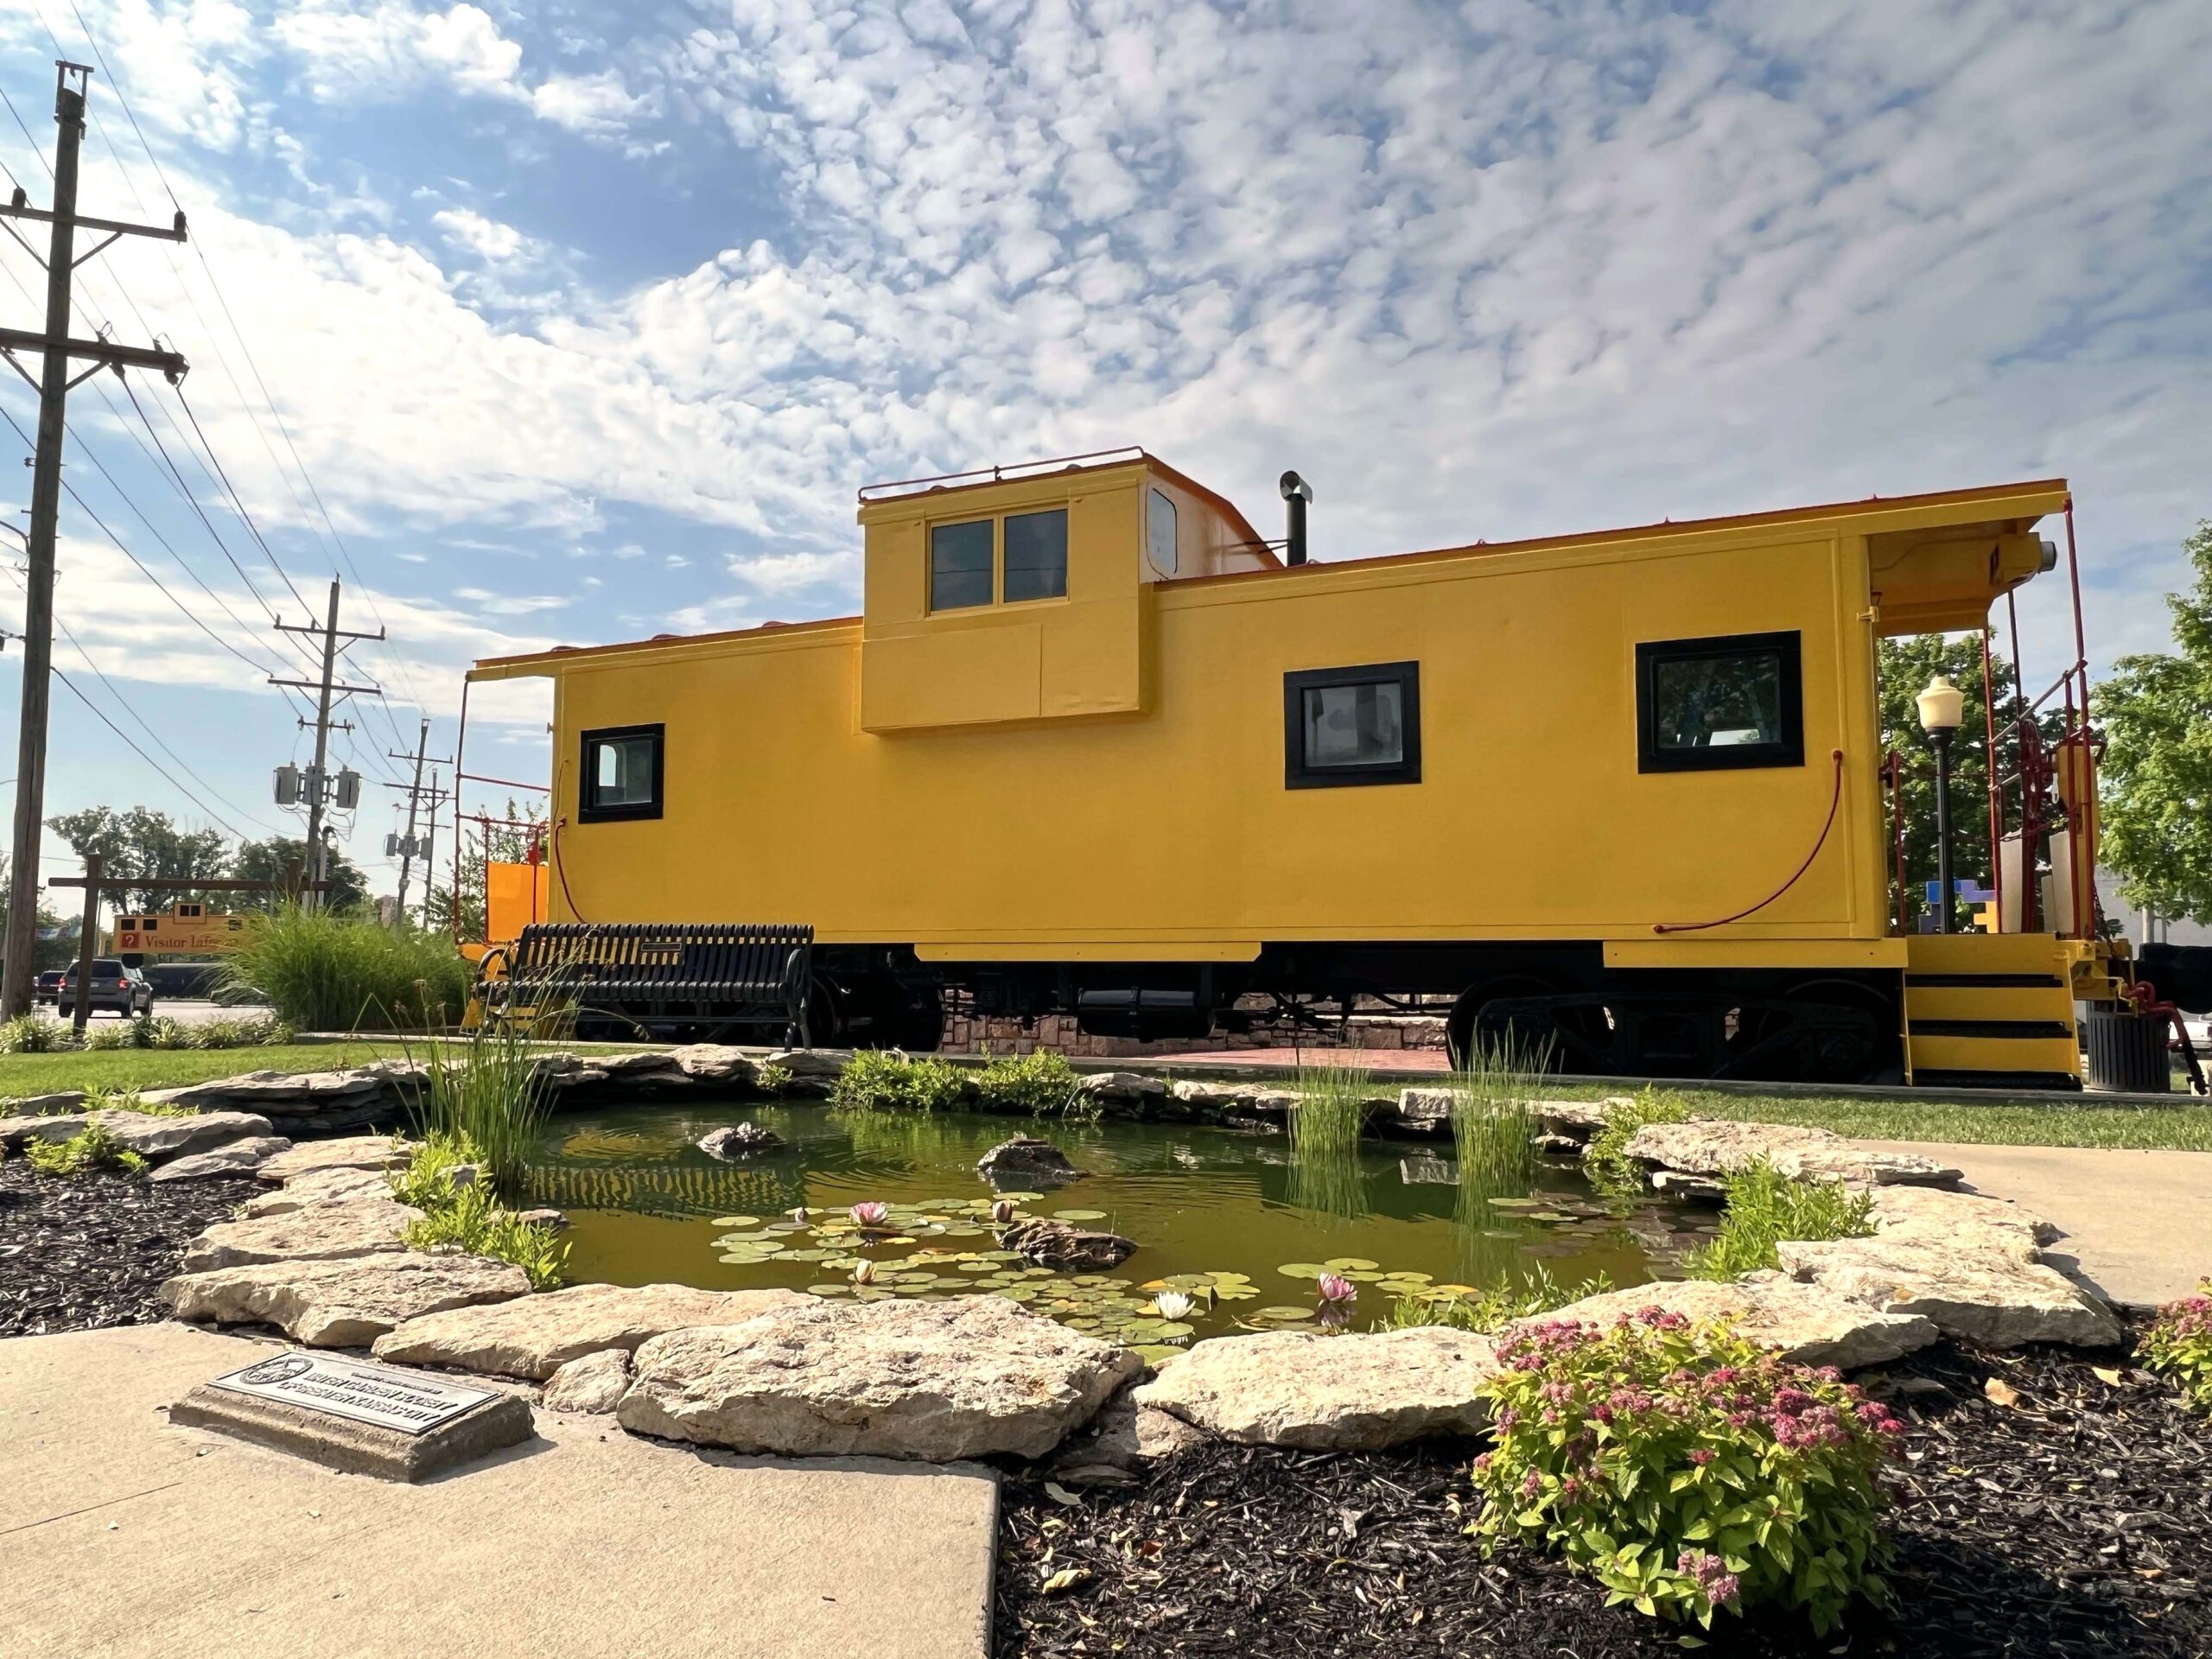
[521,1102,1717,1358]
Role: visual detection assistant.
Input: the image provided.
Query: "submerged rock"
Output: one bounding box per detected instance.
[1134,1326,1499,1450]
[976,1135,1085,1186]
[162,1251,530,1347]
[371,1281,806,1379]
[999,1214,1136,1269]
[697,1122,785,1159]
[616,1294,1141,1461]
[1525,1273,1938,1371]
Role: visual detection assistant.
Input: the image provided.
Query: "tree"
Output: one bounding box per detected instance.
[45,805,228,912]
[231,836,370,914]
[1876,633,2008,929]
[426,798,545,942]
[2097,520,2212,922]
[0,854,76,976]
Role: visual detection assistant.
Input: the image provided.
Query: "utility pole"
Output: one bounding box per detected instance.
[270,578,382,910]
[384,720,450,927]
[0,62,188,1018]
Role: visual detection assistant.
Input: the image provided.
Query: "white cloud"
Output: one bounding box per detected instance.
[452,586,568,615]
[431,207,525,262]
[271,1,521,102]
[531,68,647,134]
[723,550,850,594]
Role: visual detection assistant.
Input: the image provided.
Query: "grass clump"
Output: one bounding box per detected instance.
[1380,1265,1607,1333]
[1291,1063,1374,1159]
[401,1179,568,1290]
[24,1118,146,1176]
[2143,1280,2212,1415]
[0,1013,70,1053]
[1448,1032,1548,1188]
[1584,1087,1692,1192]
[408,1022,563,1197]
[388,1131,480,1209]
[754,1061,794,1095]
[1685,1160,1875,1281]
[1472,1312,1900,1632]
[829,1049,969,1113]
[222,906,470,1033]
[975,1049,1084,1117]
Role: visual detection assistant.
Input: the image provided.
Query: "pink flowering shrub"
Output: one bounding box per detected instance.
[2144,1280,2212,1413]
[1469,1310,1901,1632]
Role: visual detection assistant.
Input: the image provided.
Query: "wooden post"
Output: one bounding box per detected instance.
[69,851,99,1034]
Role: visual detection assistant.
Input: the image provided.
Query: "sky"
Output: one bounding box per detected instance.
[0,0,2204,918]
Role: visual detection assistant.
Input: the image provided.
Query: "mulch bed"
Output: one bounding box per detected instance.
[0,1160,257,1337]
[995,1332,2211,1657]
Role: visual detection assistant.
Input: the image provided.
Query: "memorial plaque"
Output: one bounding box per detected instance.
[207,1351,496,1435]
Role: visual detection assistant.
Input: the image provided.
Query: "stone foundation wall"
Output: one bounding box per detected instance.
[937,1012,1450,1058]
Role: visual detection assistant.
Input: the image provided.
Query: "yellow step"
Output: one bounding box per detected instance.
[1904,932,2069,981]
[1906,1032,2082,1079]
[1904,982,2076,1024]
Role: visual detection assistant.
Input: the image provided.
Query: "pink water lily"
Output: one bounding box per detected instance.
[991,1198,1016,1224]
[850,1202,889,1228]
[1316,1273,1358,1306]
[789,1206,810,1224]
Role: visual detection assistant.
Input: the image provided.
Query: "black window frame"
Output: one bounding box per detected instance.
[928,517,997,612]
[578,722,665,823]
[1001,506,1070,603]
[1283,660,1423,790]
[1634,629,1805,774]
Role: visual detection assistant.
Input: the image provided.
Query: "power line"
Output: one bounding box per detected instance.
[49,665,251,841]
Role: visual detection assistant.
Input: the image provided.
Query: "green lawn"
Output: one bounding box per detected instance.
[1540,1080,2212,1153]
[0,1041,420,1102]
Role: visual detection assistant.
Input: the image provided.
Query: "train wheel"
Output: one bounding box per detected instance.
[1445,976,1561,1071]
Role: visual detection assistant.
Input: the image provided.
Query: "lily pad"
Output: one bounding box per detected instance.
[710,1216,760,1229]
[1322,1256,1379,1272]
[1252,1306,1318,1321]
[1053,1209,1108,1223]
[1275,1262,1325,1280]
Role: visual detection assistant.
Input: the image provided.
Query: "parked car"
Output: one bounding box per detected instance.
[55,959,154,1019]
[33,968,65,1004]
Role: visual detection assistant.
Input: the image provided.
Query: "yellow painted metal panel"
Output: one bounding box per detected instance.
[860,623,1042,730]
[1605,939,1907,969]
[1906,1033,2082,1075]
[1904,933,2069,977]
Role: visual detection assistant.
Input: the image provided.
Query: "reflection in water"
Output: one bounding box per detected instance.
[524,1100,1704,1337]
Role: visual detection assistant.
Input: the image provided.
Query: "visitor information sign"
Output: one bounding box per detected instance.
[207,1352,497,1434]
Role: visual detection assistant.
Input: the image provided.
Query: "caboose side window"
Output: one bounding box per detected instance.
[1002,508,1068,602]
[930,519,995,611]
[1635,631,1804,773]
[1283,662,1422,789]
[579,723,665,823]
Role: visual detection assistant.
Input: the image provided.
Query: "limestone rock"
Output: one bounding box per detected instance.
[1395,1088,1456,1133]
[753,1049,853,1093]
[542,1347,633,1414]
[999,1214,1136,1269]
[1650,1170,1729,1201]
[1525,1273,1938,1370]
[0,1090,84,1121]
[183,1198,422,1272]
[617,1294,1141,1461]
[1135,1326,1499,1450]
[668,1045,760,1085]
[1072,1071,1167,1105]
[1624,1120,1963,1187]
[256,1135,415,1184]
[86,1109,275,1161]
[1865,1184,2060,1261]
[1534,1098,1622,1141]
[149,1135,294,1183]
[1779,1235,2123,1349]
[370,1281,808,1379]
[162,1252,531,1347]
[1168,1079,1300,1118]
[243,1166,394,1217]
[0,1110,89,1147]
[1051,1390,1210,1479]
[698,1122,784,1159]
[976,1135,1085,1186]
[514,1207,570,1231]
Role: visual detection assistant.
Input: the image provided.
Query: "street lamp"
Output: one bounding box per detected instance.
[1916,674,1965,933]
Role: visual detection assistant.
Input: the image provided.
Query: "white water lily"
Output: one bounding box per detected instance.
[1154,1291,1195,1320]
[851,1258,876,1285]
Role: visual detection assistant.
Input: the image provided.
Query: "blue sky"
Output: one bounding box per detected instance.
[0,0,2206,909]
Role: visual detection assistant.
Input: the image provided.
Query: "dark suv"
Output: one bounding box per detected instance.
[56,959,154,1019]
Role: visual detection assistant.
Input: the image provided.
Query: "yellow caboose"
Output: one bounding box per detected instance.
[463,449,2124,1088]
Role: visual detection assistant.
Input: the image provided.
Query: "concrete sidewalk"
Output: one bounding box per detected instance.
[1858,1140,2212,1309]
[0,1323,998,1658]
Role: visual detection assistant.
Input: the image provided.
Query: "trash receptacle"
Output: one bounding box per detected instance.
[2082,1008,2169,1094]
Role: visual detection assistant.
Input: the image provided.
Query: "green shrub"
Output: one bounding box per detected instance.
[406,1024,562,1198]
[2144,1279,2212,1414]
[754,1062,795,1095]
[975,1048,1081,1116]
[221,906,470,1033]
[0,1014,72,1053]
[188,1014,293,1050]
[1685,1162,1874,1281]
[830,1049,969,1113]
[1584,1088,1691,1192]
[1472,1311,1899,1632]
[25,1119,147,1176]
[1380,1266,1608,1332]
[80,1020,133,1050]
[403,1180,569,1290]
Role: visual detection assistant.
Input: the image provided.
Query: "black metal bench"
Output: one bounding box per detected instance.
[492,922,813,1046]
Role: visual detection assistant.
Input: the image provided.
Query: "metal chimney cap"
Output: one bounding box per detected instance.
[1278,470,1313,503]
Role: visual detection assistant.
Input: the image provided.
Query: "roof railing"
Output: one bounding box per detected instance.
[857,446,1149,503]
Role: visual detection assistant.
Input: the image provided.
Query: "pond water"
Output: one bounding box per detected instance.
[522,1102,1715,1357]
